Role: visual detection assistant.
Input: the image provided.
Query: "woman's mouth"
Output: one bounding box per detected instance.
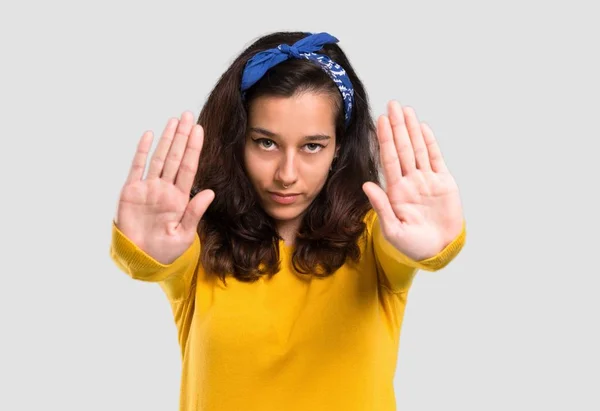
[269,192,300,205]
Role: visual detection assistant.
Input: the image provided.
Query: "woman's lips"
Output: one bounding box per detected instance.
[269,192,300,205]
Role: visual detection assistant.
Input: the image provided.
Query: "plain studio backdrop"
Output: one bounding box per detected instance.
[1,0,598,409]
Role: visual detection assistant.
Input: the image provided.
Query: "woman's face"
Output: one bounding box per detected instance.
[244,92,338,229]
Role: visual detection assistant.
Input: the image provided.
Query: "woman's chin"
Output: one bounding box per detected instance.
[263,204,305,222]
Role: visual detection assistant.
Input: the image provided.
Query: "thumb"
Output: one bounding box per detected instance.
[180,189,215,233]
[362,182,398,230]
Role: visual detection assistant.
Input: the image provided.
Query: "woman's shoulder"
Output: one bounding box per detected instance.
[352,207,377,254]
[362,207,377,232]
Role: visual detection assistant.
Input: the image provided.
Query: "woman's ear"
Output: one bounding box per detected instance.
[330,147,340,172]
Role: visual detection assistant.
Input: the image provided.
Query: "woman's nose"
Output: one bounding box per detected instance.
[276,153,298,187]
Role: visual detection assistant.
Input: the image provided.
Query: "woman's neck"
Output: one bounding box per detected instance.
[276,217,302,246]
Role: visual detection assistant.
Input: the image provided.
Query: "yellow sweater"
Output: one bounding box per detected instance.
[109,209,466,411]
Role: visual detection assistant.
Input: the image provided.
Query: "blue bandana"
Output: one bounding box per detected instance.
[240,32,354,127]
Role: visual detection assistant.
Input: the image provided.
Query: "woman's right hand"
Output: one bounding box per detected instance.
[114,111,215,265]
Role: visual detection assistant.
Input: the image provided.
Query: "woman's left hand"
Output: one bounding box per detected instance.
[363,100,465,261]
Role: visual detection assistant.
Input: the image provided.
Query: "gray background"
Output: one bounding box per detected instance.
[1,0,598,409]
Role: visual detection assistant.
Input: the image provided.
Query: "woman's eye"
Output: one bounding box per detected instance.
[256,139,276,150]
[304,143,324,153]
[253,138,324,153]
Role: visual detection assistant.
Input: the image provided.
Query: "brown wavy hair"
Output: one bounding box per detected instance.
[190,31,381,283]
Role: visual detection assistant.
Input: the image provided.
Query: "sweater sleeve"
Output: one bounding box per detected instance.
[109,220,201,303]
[366,210,466,293]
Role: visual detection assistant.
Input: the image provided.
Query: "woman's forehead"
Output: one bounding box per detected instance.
[247,93,337,135]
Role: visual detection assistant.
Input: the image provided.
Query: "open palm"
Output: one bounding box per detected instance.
[115,112,214,265]
[363,101,464,261]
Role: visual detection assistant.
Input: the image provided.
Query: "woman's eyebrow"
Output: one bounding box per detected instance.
[249,127,331,141]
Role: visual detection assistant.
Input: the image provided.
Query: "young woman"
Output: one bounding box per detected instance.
[110,31,466,411]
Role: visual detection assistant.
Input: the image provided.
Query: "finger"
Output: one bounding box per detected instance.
[404,106,431,171]
[175,124,204,194]
[362,182,399,230]
[180,189,215,233]
[147,117,179,179]
[421,122,448,173]
[125,130,153,184]
[388,100,415,175]
[161,111,195,183]
[376,115,403,188]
